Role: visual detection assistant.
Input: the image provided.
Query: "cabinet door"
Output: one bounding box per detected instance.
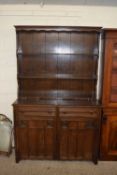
[15,120,28,161]
[15,107,56,162]
[29,119,56,160]
[100,115,117,160]
[58,107,100,163]
[103,36,117,106]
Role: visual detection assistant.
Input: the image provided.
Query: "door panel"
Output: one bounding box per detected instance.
[28,119,55,159]
[103,37,117,106]
[59,119,98,160]
[15,107,56,161]
[100,115,117,160]
[16,123,29,159]
[58,107,100,162]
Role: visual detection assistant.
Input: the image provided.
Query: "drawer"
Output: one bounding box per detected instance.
[59,107,100,118]
[16,105,56,112]
[17,112,56,121]
[14,105,56,120]
[103,108,117,115]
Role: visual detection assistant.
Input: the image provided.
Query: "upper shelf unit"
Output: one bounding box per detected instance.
[16,26,102,103]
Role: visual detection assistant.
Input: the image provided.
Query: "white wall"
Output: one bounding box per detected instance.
[0,4,117,121]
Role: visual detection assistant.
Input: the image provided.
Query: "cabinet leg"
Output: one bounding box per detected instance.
[15,156,20,163]
[93,159,98,165]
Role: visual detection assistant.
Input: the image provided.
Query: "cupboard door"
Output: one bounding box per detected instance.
[103,36,117,106]
[16,119,56,161]
[59,118,98,162]
[15,107,56,162]
[29,119,56,159]
[15,120,28,161]
[100,115,117,160]
[59,107,100,163]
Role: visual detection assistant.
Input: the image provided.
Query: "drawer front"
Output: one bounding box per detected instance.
[103,108,117,115]
[17,111,56,120]
[16,105,56,113]
[14,105,56,120]
[59,107,100,118]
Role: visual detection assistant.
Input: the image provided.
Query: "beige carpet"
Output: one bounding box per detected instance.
[0,152,117,175]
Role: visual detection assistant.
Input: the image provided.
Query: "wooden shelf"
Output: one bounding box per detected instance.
[17,98,99,106]
[18,74,97,80]
[17,53,99,57]
[18,90,96,105]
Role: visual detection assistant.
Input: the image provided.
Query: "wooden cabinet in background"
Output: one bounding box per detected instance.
[13,26,102,164]
[100,108,117,160]
[102,30,117,107]
[101,30,117,160]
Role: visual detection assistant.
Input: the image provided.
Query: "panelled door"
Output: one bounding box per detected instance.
[101,112,117,160]
[103,34,117,107]
[58,107,100,163]
[15,106,56,161]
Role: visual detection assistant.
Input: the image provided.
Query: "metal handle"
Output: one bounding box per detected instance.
[85,121,96,129]
[19,120,27,127]
[62,121,68,128]
[47,121,53,128]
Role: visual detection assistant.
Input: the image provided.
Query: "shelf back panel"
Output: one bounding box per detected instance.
[16,26,100,102]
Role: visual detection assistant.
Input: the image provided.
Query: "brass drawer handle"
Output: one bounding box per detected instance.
[18,120,27,127]
[85,122,97,129]
[60,112,67,115]
[47,121,53,128]
[47,111,54,115]
[61,121,68,128]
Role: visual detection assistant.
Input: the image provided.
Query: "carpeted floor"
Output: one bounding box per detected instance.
[0,152,117,175]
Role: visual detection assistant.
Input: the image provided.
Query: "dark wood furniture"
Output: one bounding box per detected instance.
[100,30,117,160]
[13,26,102,163]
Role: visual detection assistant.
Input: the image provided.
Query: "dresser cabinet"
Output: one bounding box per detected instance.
[13,26,102,163]
[100,30,117,160]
